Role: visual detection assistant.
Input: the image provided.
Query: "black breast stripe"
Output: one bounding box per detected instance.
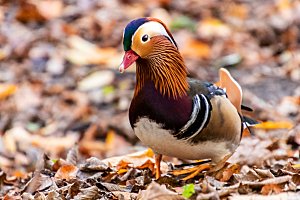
[175,94,212,141]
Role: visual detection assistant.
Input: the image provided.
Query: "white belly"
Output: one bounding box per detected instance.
[134,118,233,163]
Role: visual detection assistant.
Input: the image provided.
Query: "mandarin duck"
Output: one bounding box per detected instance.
[119,17,255,179]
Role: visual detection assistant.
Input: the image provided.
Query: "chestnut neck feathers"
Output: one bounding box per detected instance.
[134,36,189,99]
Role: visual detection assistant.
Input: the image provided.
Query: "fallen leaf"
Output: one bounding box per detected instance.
[36,0,63,20]
[255,121,294,129]
[197,18,232,38]
[74,186,100,200]
[0,84,17,100]
[182,183,195,198]
[219,164,241,182]
[136,159,155,173]
[65,36,118,65]
[103,149,169,175]
[77,70,115,91]
[181,38,211,59]
[117,160,131,170]
[79,157,109,172]
[13,170,28,179]
[261,184,282,195]
[55,164,78,181]
[242,175,291,186]
[16,0,46,22]
[66,145,79,165]
[138,182,184,200]
[230,192,300,200]
[23,172,53,194]
[226,3,249,20]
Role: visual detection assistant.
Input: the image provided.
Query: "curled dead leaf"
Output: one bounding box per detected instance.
[23,172,52,194]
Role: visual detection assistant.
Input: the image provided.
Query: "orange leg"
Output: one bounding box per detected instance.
[171,162,212,180]
[155,154,162,179]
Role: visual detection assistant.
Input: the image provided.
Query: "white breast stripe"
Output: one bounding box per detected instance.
[176,95,201,136]
[188,94,210,140]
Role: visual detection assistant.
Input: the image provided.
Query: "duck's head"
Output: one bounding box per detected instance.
[119,17,178,73]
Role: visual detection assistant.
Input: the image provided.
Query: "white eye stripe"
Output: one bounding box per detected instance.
[132,21,176,47]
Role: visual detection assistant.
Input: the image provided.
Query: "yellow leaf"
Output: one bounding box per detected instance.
[0,84,17,100]
[255,121,294,130]
[105,130,116,148]
[117,168,128,175]
[277,0,291,11]
[292,164,300,169]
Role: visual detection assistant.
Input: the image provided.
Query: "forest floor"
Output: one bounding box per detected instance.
[0,0,299,199]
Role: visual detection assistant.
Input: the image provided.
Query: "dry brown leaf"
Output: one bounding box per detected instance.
[103,149,168,175]
[55,165,78,181]
[138,182,184,200]
[65,36,118,66]
[291,174,300,186]
[16,0,62,22]
[219,164,241,182]
[113,191,138,200]
[16,0,46,22]
[197,18,232,38]
[52,158,69,171]
[136,159,155,173]
[261,184,282,195]
[24,172,52,194]
[30,134,79,156]
[253,168,275,179]
[79,157,109,172]
[181,38,211,59]
[66,145,79,165]
[73,186,100,200]
[255,121,294,129]
[3,194,18,200]
[242,175,291,186]
[79,140,107,155]
[117,160,131,170]
[230,192,300,200]
[68,181,81,199]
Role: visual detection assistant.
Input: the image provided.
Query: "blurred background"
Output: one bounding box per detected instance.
[0,0,299,177]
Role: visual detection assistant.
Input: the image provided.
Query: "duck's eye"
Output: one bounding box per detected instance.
[141,34,149,42]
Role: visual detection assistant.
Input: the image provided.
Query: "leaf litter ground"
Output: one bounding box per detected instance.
[0,0,299,199]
